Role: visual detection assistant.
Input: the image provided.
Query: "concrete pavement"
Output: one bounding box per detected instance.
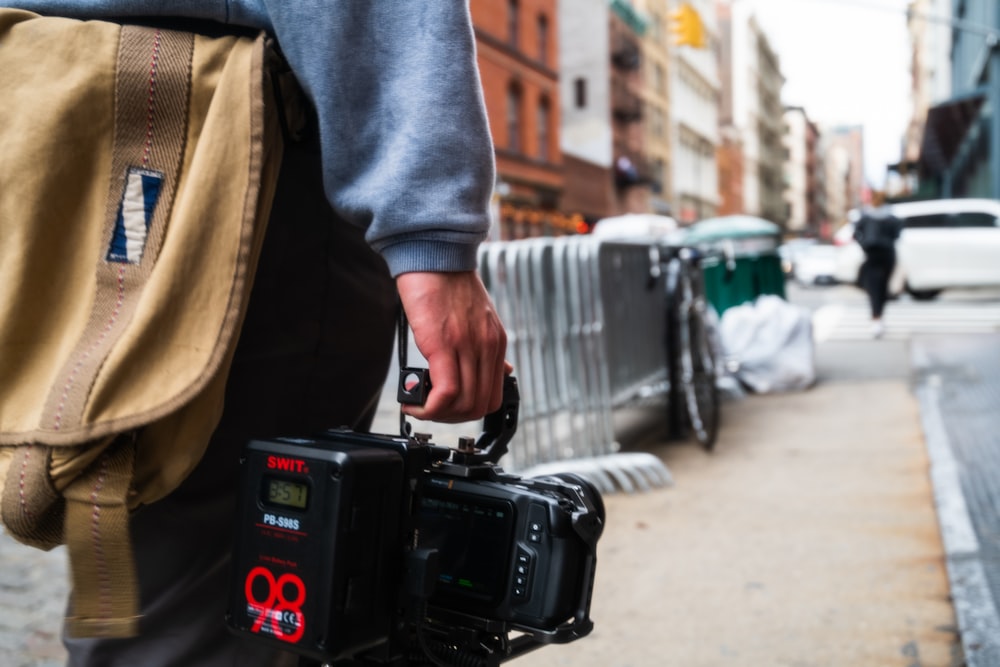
[515,334,963,666]
[2,327,996,666]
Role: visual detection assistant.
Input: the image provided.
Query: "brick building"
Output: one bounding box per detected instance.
[470,0,581,238]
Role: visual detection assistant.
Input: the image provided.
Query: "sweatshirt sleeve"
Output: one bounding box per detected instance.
[262,1,496,277]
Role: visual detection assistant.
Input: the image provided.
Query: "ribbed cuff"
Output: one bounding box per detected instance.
[379,240,480,277]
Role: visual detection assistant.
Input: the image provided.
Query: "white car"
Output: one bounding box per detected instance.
[833,198,1000,300]
[778,238,817,277]
[791,244,838,286]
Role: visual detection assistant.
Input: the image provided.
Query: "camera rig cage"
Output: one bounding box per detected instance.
[227,366,605,667]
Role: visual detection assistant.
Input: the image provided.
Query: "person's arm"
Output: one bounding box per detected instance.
[262,1,508,422]
[262,1,495,275]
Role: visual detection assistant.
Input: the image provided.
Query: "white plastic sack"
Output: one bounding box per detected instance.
[718,295,815,393]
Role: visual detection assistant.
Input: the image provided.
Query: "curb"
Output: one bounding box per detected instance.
[916,380,1000,666]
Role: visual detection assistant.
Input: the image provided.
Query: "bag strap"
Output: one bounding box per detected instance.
[61,24,193,638]
[38,27,193,434]
[62,434,139,637]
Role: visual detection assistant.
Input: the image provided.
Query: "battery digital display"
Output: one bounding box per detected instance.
[263,476,309,510]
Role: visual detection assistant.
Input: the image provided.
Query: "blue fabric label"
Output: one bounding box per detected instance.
[107,167,163,264]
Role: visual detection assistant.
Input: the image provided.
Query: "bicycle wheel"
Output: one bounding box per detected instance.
[664,269,687,440]
[676,273,720,450]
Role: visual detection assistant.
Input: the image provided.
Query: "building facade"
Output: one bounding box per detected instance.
[634,0,674,215]
[821,132,852,230]
[609,0,653,215]
[903,0,951,196]
[783,106,825,237]
[826,125,866,211]
[715,1,743,216]
[915,0,1000,199]
[667,0,720,224]
[559,0,616,225]
[470,0,574,239]
[725,4,786,226]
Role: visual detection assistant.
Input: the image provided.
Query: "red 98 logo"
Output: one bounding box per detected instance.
[244,566,306,643]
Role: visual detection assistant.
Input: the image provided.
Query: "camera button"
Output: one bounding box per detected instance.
[513,548,533,599]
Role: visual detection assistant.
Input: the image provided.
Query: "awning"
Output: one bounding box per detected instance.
[919,92,985,173]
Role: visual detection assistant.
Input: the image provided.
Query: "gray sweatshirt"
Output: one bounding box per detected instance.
[0,0,496,277]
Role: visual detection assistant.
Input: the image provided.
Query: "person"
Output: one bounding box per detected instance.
[853,198,904,338]
[0,2,509,666]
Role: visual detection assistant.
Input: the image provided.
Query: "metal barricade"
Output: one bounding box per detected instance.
[477,237,674,493]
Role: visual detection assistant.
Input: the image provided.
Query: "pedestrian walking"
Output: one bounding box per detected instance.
[0,2,508,666]
[853,197,904,338]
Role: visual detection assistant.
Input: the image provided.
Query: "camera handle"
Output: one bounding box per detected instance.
[394,307,519,469]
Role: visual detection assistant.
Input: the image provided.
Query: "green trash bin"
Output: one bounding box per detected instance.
[682,215,786,316]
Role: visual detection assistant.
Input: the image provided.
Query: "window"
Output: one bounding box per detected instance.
[652,158,665,194]
[537,14,548,64]
[653,63,665,95]
[902,214,948,228]
[508,0,519,48]
[651,107,665,139]
[574,78,587,109]
[507,83,522,152]
[952,212,997,228]
[537,97,550,161]
[903,212,998,229]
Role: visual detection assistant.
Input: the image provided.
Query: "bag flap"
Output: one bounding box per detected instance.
[0,13,278,447]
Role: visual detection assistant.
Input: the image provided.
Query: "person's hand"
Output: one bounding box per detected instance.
[396,271,510,423]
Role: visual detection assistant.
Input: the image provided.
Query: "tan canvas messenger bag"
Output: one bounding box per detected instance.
[0,9,292,637]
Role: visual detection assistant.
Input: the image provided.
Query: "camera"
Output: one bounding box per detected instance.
[227,373,605,666]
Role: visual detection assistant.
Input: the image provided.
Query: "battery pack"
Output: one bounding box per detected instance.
[227,434,406,662]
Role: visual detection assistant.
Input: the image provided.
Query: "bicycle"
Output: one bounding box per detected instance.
[652,244,721,450]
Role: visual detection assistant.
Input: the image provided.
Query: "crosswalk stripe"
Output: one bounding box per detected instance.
[813,302,1000,342]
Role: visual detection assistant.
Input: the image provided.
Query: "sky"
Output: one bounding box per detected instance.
[736,0,914,186]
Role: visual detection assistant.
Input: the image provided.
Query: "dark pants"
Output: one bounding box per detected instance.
[859,248,895,319]
[64,132,398,667]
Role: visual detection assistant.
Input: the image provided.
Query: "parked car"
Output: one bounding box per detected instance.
[778,238,817,277]
[791,243,839,286]
[833,213,863,284]
[833,198,1000,300]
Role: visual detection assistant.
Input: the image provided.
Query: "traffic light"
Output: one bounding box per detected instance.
[670,2,706,49]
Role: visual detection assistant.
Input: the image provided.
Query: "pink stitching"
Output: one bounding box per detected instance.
[90,455,111,620]
[53,30,163,428]
[54,30,165,428]
[141,30,162,167]
[17,448,32,520]
[52,266,127,430]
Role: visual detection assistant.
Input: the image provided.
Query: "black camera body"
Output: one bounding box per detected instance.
[227,376,604,666]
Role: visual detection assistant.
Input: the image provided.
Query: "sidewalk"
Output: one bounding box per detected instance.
[517,378,963,667]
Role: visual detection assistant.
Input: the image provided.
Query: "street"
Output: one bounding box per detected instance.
[3,281,1000,666]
